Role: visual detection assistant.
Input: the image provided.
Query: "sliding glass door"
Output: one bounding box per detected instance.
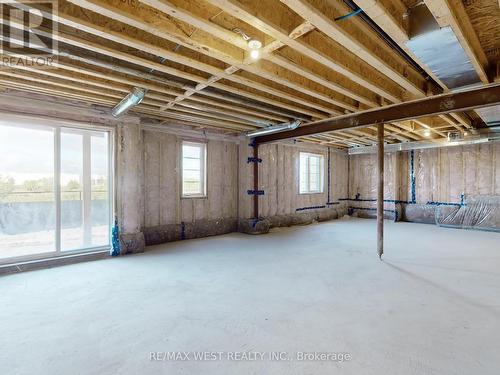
[0,121,112,263]
[0,124,56,259]
[60,129,110,251]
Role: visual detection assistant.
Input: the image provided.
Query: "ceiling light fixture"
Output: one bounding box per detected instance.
[423,128,431,137]
[232,28,263,60]
[250,49,260,59]
[247,38,262,60]
[248,39,262,50]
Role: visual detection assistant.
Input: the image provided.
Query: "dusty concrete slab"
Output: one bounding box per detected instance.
[1,218,499,374]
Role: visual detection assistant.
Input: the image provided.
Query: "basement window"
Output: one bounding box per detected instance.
[182,141,207,197]
[299,152,324,194]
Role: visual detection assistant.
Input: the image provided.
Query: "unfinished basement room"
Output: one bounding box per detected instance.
[0,0,499,373]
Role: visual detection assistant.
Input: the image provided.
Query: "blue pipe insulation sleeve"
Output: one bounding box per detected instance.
[111,218,120,256]
[296,205,326,212]
[427,201,463,207]
[334,8,362,21]
[341,198,406,203]
[340,197,465,207]
[181,221,186,240]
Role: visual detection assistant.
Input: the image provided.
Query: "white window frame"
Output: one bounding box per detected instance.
[299,152,325,194]
[0,114,114,266]
[181,141,207,198]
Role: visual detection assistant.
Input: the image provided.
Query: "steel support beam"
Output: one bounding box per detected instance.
[255,83,500,144]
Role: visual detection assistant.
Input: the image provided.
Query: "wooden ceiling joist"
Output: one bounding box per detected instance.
[135,0,384,108]
[1,0,494,147]
[59,0,454,141]
[1,53,279,128]
[60,0,350,115]
[279,0,426,98]
[3,15,328,120]
[255,83,500,144]
[203,0,405,103]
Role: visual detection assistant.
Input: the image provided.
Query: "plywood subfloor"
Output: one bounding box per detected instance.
[1,218,499,374]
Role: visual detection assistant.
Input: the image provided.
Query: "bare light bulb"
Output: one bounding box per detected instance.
[247,39,262,50]
[247,38,262,60]
[423,129,431,137]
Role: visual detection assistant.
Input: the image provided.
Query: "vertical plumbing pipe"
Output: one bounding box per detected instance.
[253,144,259,218]
[377,123,384,259]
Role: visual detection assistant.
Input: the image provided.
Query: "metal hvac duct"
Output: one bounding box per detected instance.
[246,119,301,137]
[348,131,500,155]
[111,87,146,117]
[476,105,500,127]
[405,3,481,89]
[404,4,500,127]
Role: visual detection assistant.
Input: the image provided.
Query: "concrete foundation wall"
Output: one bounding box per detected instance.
[116,121,145,254]
[0,93,352,257]
[348,142,500,229]
[3,91,500,261]
[141,130,239,245]
[117,125,350,249]
[413,143,500,202]
[238,142,349,223]
[143,137,349,240]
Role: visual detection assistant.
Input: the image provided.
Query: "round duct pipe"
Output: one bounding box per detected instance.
[246,120,301,138]
[112,88,146,118]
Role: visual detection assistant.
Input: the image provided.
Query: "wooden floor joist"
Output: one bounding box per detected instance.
[255,83,500,144]
[0,0,495,147]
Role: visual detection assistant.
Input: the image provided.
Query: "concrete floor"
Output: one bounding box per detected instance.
[1,217,499,375]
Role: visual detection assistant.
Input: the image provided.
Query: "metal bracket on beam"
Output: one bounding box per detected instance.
[247,190,265,196]
[247,157,262,163]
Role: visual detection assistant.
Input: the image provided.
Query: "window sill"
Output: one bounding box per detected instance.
[299,192,325,195]
[181,195,208,199]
